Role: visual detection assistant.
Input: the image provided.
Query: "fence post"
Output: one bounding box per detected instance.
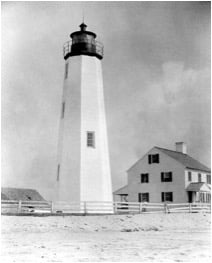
[114,202,117,214]
[189,203,192,213]
[84,201,87,215]
[164,202,167,214]
[50,201,54,213]
[18,200,22,213]
[139,202,142,214]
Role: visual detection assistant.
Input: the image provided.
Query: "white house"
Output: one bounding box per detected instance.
[114,142,211,203]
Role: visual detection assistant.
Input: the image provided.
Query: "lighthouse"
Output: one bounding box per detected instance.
[56,23,113,207]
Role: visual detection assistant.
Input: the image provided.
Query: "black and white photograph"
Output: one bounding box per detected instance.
[1,1,211,262]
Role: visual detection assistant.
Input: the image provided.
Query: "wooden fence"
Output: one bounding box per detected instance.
[1,200,211,215]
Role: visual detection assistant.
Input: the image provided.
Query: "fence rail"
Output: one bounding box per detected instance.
[1,200,211,215]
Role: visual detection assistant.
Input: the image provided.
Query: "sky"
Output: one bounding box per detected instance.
[2,1,211,200]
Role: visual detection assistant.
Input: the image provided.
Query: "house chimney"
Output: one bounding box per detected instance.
[175,142,187,154]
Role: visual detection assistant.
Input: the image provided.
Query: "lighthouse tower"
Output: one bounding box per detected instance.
[56,23,113,206]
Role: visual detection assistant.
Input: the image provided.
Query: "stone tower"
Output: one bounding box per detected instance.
[56,23,113,206]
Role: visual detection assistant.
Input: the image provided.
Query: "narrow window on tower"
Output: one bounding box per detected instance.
[57,164,60,181]
[87,132,95,148]
[61,102,65,118]
[65,63,69,79]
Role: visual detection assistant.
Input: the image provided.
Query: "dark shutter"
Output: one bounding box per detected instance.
[169,172,172,182]
[161,172,164,182]
[138,193,141,202]
[156,154,159,163]
[161,192,164,202]
[148,155,151,164]
[170,192,173,202]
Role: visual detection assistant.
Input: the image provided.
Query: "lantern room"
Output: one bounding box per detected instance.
[63,23,103,60]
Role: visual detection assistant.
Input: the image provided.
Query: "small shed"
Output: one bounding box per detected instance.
[1,187,45,201]
[113,185,128,202]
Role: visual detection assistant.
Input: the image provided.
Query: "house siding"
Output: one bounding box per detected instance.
[127,148,187,203]
[185,169,210,188]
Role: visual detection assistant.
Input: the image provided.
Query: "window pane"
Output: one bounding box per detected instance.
[161,172,172,182]
[141,173,149,183]
[162,192,173,202]
[87,132,95,147]
[148,154,159,164]
[138,193,149,202]
[165,192,173,202]
[152,154,159,163]
[188,172,192,181]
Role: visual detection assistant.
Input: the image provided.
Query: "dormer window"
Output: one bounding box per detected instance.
[148,154,159,164]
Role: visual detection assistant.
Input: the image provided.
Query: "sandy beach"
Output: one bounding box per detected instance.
[1,213,211,262]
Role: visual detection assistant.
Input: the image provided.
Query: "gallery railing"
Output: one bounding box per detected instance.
[63,39,104,59]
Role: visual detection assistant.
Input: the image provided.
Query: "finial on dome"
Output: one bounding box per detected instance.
[79,22,87,32]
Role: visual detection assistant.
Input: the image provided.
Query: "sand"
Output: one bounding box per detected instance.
[1,213,211,262]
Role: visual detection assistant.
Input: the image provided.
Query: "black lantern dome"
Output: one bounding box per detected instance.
[63,23,103,60]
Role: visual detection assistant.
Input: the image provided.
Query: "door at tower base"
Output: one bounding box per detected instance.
[57,55,113,213]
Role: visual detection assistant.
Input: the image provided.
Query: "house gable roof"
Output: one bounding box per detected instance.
[155,147,211,173]
[1,187,46,201]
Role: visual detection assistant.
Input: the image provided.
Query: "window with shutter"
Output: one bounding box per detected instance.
[148,154,159,164]
[161,192,173,202]
[141,173,149,183]
[138,193,149,202]
[161,172,172,182]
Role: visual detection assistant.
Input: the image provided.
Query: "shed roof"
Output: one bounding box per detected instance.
[1,187,45,201]
[186,182,211,192]
[156,147,211,173]
[113,185,128,195]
